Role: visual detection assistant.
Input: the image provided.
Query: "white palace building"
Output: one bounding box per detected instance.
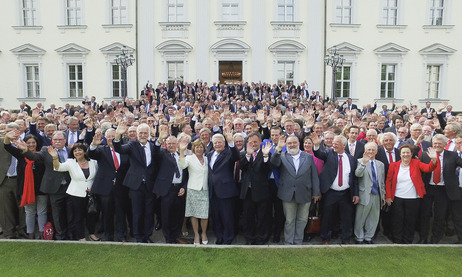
[0,0,461,110]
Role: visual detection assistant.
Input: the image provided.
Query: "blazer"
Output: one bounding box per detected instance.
[178,154,208,191]
[88,145,129,196]
[404,138,431,157]
[0,139,13,185]
[271,150,320,204]
[345,141,365,159]
[28,122,51,148]
[56,159,98,197]
[421,150,462,201]
[207,145,240,199]
[113,139,156,191]
[313,147,359,197]
[239,151,272,202]
[385,159,437,200]
[355,159,386,206]
[152,144,187,197]
[24,146,72,194]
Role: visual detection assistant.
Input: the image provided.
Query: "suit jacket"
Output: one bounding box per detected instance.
[0,139,13,185]
[152,144,187,197]
[345,141,365,159]
[421,150,462,201]
[404,138,431,157]
[207,146,240,199]
[56,159,98,197]
[28,122,51,148]
[239,151,272,202]
[384,125,397,135]
[355,159,386,206]
[113,139,156,191]
[385,159,437,200]
[271,150,320,204]
[313,148,359,197]
[376,146,401,177]
[88,145,129,196]
[421,107,435,117]
[24,146,72,194]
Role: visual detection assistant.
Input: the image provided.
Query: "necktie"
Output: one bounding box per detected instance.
[418,143,423,158]
[69,132,75,145]
[112,148,119,170]
[433,153,441,184]
[252,152,257,161]
[338,154,343,187]
[172,153,180,178]
[7,157,18,176]
[445,140,452,150]
[58,149,65,162]
[388,151,394,164]
[371,160,379,195]
[349,144,355,156]
[142,145,147,167]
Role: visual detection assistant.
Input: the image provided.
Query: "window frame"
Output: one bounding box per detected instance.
[335,65,351,98]
[277,61,295,85]
[425,64,441,99]
[167,61,184,88]
[380,64,396,99]
[65,0,82,25]
[221,0,240,21]
[24,64,41,98]
[21,0,38,26]
[111,0,128,25]
[168,0,185,22]
[277,0,294,22]
[382,0,398,25]
[429,0,445,26]
[67,64,84,98]
[335,0,352,24]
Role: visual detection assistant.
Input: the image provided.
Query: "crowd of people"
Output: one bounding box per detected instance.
[1,80,462,246]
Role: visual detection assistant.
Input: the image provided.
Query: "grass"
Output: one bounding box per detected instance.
[1,242,461,276]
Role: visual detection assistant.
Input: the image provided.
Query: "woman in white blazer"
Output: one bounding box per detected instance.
[179,139,209,245]
[48,143,99,241]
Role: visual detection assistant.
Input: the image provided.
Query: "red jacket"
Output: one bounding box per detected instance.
[385,159,438,200]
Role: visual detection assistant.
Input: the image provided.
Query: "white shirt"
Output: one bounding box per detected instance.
[291,151,301,174]
[395,165,418,199]
[210,151,220,169]
[171,152,182,184]
[330,153,351,191]
[141,143,151,166]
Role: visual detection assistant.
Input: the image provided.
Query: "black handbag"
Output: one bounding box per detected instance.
[87,193,99,214]
[305,201,321,234]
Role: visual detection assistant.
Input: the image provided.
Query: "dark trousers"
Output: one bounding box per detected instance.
[130,182,154,242]
[450,197,462,242]
[242,189,270,244]
[161,184,185,243]
[99,187,130,241]
[320,189,353,242]
[420,186,448,243]
[211,191,236,244]
[391,197,420,244]
[0,176,25,238]
[49,185,71,240]
[269,179,285,238]
[68,195,97,240]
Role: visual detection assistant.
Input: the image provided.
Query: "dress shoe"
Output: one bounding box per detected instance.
[79,238,87,242]
[363,240,374,244]
[176,238,188,244]
[215,238,224,245]
[155,222,162,231]
[89,234,101,241]
[417,239,428,244]
[322,240,329,246]
[18,231,29,239]
[272,236,280,243]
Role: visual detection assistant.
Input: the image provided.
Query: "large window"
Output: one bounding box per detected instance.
[277,62,294,85]
[168,62,184,88]
[22,0,38,26]
[168,0,184,22]
[382,0,398,25]
[335,66,351,98]
[66,0,82,25]
[426,65,440,98]
[111,0,128,24]
[112,64,123,97]
[278,0,294,21]
[68,64,83,97]
[25,65,40,98]
[222,1,239,21]
[335,0,352,24]
[429,0,444,25]
[380,64,396,98]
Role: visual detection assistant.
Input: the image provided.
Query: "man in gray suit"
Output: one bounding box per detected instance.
[354,142,385,244]
[271,135,320,245]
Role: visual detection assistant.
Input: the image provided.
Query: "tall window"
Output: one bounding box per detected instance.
[111,0,128,24]
[277,62,294,85]
[335,66,351,98]
[168,62,184,88]
[68,64,83,97]
[383,0,398,25]
[168,0,184,22]
[429,0,444,25]
[22,0,38,26]
[335,0,352,24]
[25,65,40,97]
[222,1,239,21]
[278,0,294,21]
[112,64,123,97]
[380,64,395,98]
[426,65,440,98]
[66,0,82,25]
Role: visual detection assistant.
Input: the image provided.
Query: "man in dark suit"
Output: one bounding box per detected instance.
[24,131,71,240]
[419,134,462,244]
[65,116,81,147]
[313,134,359,245]
[153,129,187,244]
[344,98,358,112]
[421,101,435,119]
[239,133,272,245]
[344,125,365,159]
[113,122,156,243]
[88,128,130,242]
[384,115,404,135]
[404,123,431,158]
[207,129,240,245]
[271,135,320,245]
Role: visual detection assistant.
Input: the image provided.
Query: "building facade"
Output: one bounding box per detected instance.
[0,0,460,110]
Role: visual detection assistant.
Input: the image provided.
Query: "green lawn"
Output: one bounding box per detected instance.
[1,242,461,276]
